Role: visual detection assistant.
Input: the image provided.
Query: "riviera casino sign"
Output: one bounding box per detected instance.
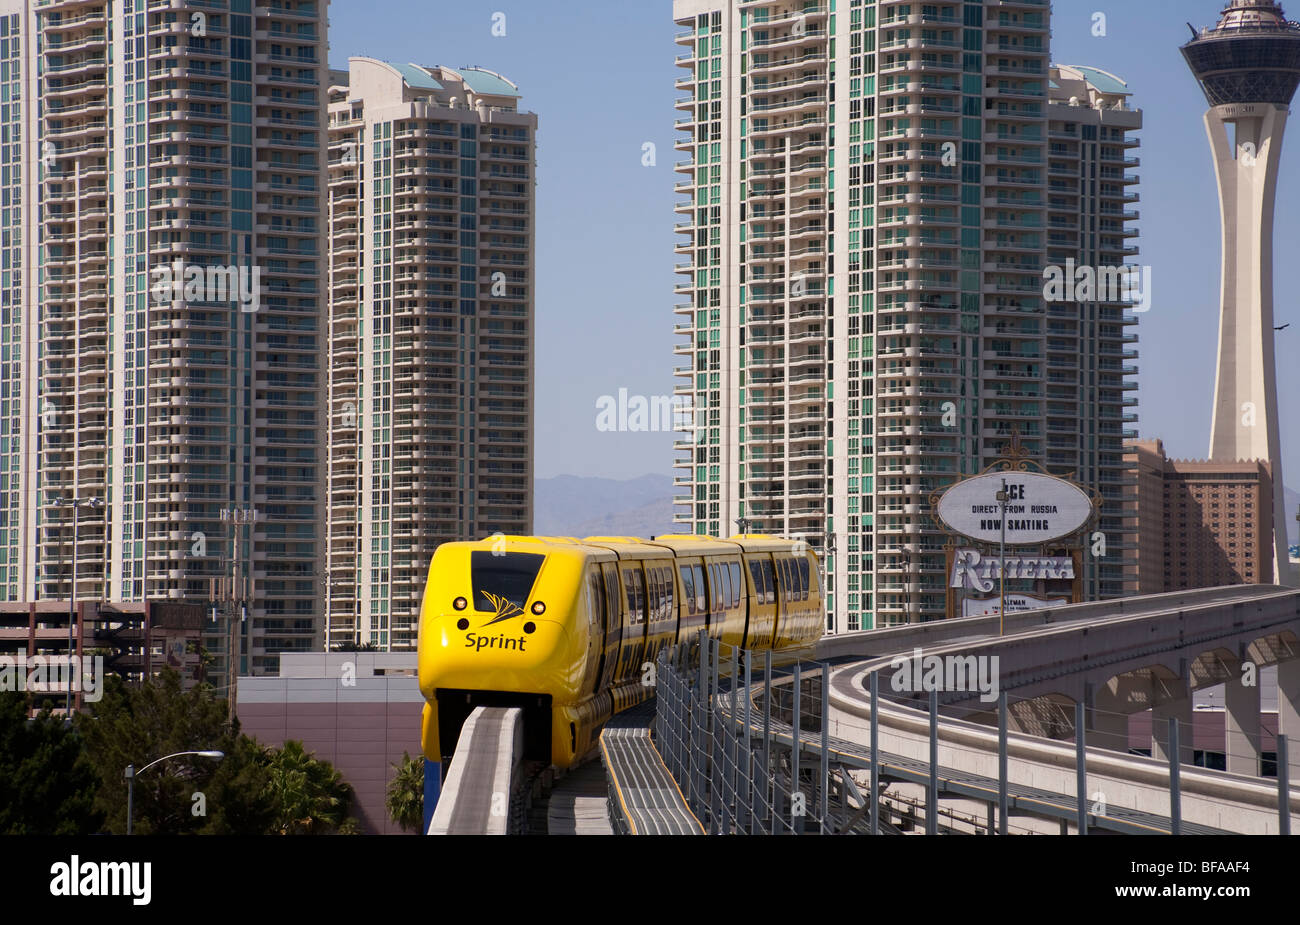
[936,471,1093,545]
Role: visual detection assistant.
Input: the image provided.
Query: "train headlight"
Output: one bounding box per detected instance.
[530,601,545,615]
[453,596,468,611]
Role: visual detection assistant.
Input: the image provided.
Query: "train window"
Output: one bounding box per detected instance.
[624,568,645,625]
[589,569,606,629]
[652,567,665,621]
[798,559,810,601]
[779,558,792,603]
[604,569,620,629]
[662,567,675,616]
[471,551,544,611]
[730,562,742,608]
[635,569,646,624]
[693,564,707,613]
[679,565,696,615]
[759,559,774,604]
[747,560,763,604]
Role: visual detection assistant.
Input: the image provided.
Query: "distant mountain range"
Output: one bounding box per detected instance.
[534,474,678,539]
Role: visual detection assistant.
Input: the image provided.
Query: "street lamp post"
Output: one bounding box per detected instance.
[125,750,224,835]
[214,508,256,722]
[48,494,104,715]
[996,480,1008,637]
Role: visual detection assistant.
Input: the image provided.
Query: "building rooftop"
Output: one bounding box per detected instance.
[1062,64,1130,97]
[392,62,443,90]
[445,66,521,98]
[1213,0,1294,31]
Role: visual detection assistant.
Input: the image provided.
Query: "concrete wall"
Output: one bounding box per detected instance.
[237,653,424,835]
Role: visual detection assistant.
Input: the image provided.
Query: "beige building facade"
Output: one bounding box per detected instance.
[1128,438,1274,593]
[2,0,330,680]
[325,60,534,650]
[671,0,1141,631]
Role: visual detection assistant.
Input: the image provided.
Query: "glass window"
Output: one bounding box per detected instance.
[649,567,663,622]
[680,565,696,615]
[748,560,764,605]
[730,562,742,608]
[470,551,543,612]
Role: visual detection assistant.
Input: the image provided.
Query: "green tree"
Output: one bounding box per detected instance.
[0,691,103,834]
[262,740,356,835]
[386,751,424,834]
[76,670,272,834]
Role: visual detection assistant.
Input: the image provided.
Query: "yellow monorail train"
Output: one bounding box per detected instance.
[417,534,822,770]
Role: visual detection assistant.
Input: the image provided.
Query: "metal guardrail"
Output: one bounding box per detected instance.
[655,634,873,835]
[652,633,1295,835]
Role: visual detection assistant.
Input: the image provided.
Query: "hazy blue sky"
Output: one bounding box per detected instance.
[328,1,1300,488]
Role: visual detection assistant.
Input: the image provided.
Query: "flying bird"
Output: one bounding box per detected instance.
[1276,323,1291,331]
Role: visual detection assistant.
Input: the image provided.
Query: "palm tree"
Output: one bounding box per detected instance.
[262,740,355,835]
[386,752,425,834]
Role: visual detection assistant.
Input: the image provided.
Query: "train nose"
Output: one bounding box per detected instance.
[420,610,568,695]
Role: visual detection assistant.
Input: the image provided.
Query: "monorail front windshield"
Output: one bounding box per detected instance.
[470,551,545,612]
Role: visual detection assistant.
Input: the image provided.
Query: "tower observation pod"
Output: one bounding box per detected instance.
[1182,0,1300,586]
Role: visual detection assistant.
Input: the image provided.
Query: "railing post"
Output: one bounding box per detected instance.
[1076,700,1088,835]
[762,648,773,834]
[1278,733,1290,837]
[1168,716,1182,836]
[927,689,939,835]
[742,649,753,833]
[791,661,802,834]
[695,630,707,811]
[820,661,830,834]
[728,645,739,833]
[709,637,721,834]
[870,670,880,836]
[998,691,1008,836]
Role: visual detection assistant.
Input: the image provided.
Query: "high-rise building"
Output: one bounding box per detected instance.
[1127,438,1275,592]
[670,0,1141,631]
[2,0,330,678]
[325,60,534,650]
[1182,0,1300,588]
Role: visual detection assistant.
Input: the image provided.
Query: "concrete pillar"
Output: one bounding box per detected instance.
[1277,659,1300,782]
[1152,688,1193,766]
[1224,674,1261,777]
[1087,706,1129,754]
